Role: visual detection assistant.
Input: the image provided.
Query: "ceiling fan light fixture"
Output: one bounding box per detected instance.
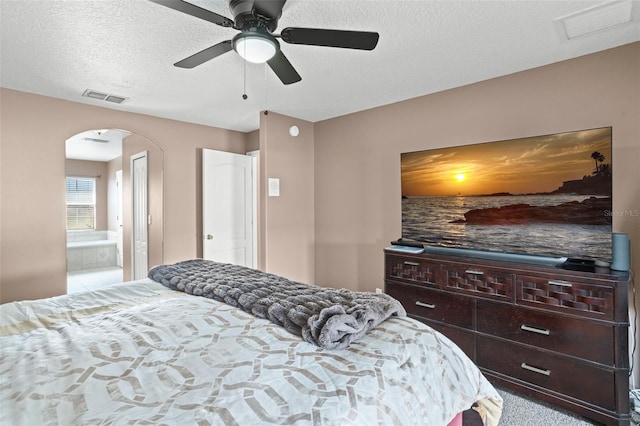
[233,30,278,63]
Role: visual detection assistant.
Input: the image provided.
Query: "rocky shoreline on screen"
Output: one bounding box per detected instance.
[451,196,611,225]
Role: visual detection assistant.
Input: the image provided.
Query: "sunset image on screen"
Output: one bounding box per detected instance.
[401,127,612,197]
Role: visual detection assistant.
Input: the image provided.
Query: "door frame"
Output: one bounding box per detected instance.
[115,169,123,268]
[202,149,256,268]
[246,150,259,269]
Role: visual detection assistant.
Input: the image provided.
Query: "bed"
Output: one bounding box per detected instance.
[0,260,502,425]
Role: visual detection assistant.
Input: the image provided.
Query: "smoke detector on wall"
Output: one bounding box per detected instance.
[553,0,638,42]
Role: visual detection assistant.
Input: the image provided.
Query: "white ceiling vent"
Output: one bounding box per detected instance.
[554,0,637,42]
[82,89,128,104]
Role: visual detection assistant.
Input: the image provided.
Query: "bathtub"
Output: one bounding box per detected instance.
[67,230,118,272]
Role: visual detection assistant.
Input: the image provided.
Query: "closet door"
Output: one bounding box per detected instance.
[131,151,148,280]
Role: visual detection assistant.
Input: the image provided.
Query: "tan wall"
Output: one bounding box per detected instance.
[260,112,315,283]
[65,159,109,231]
[246,130,260,152]
[314,42,640,385]
[0,88,248,303]
[314,42,639,293]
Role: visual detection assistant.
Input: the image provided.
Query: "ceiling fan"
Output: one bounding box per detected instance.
[149,0,379,85]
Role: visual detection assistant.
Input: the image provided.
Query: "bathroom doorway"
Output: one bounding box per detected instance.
[65,129,127,293]
[65,129,163,293]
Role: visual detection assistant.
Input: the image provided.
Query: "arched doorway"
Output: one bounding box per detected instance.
[65,129,163,292]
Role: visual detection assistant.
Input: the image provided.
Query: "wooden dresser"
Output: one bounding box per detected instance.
[384,249,630,425]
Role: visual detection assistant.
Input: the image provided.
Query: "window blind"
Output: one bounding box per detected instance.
[66,177,96,230]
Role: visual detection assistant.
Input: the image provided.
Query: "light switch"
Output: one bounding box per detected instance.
[268,178,280,197]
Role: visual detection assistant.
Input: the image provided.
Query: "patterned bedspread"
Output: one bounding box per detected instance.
[0,279,502,425]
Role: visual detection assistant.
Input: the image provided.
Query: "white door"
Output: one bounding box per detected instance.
[203,149,254,268]
[131,151,148,280]
[116,169,124,268]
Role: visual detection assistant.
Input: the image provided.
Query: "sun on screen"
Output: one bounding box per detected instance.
[455,173,466,183]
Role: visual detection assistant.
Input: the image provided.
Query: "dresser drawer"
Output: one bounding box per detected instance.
[477,300,614,365]
[442,262,513,301]
[477,335,616,411]
[517,274,615,320]
[386,282,474,329]
[386,254,440,289]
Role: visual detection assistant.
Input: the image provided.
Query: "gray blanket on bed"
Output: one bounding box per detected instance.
[148,259,406,350]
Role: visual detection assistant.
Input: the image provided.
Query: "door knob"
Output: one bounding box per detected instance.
[206,234,213,240]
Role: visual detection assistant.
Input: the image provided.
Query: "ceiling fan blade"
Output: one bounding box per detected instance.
[280,28,379,50]
[253,0,286,21]
[148,0,234,27]
[174,40,233,68]
[267,50,301,85]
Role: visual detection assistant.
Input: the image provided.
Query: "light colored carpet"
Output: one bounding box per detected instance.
[497,387,597,425]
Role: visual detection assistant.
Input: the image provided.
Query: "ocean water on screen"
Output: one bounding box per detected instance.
[402,195,612,261]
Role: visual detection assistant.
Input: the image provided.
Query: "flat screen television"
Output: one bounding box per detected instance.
[400,127,612,264]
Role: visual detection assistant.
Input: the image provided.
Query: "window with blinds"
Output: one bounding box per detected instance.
[66,177,96,230]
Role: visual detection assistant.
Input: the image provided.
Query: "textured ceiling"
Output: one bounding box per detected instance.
[66,129,131,161]
[1,0,638,133]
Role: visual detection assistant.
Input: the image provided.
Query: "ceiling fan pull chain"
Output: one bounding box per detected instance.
[264,64,269,111]
[242,44,248,100]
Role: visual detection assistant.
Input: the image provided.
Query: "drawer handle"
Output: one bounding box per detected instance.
[521,362,551,376]
[415,301,436,309]
[548,279,572,287]
[520,324,550,336]
[465,270,484,275]
[404,261,420,266]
